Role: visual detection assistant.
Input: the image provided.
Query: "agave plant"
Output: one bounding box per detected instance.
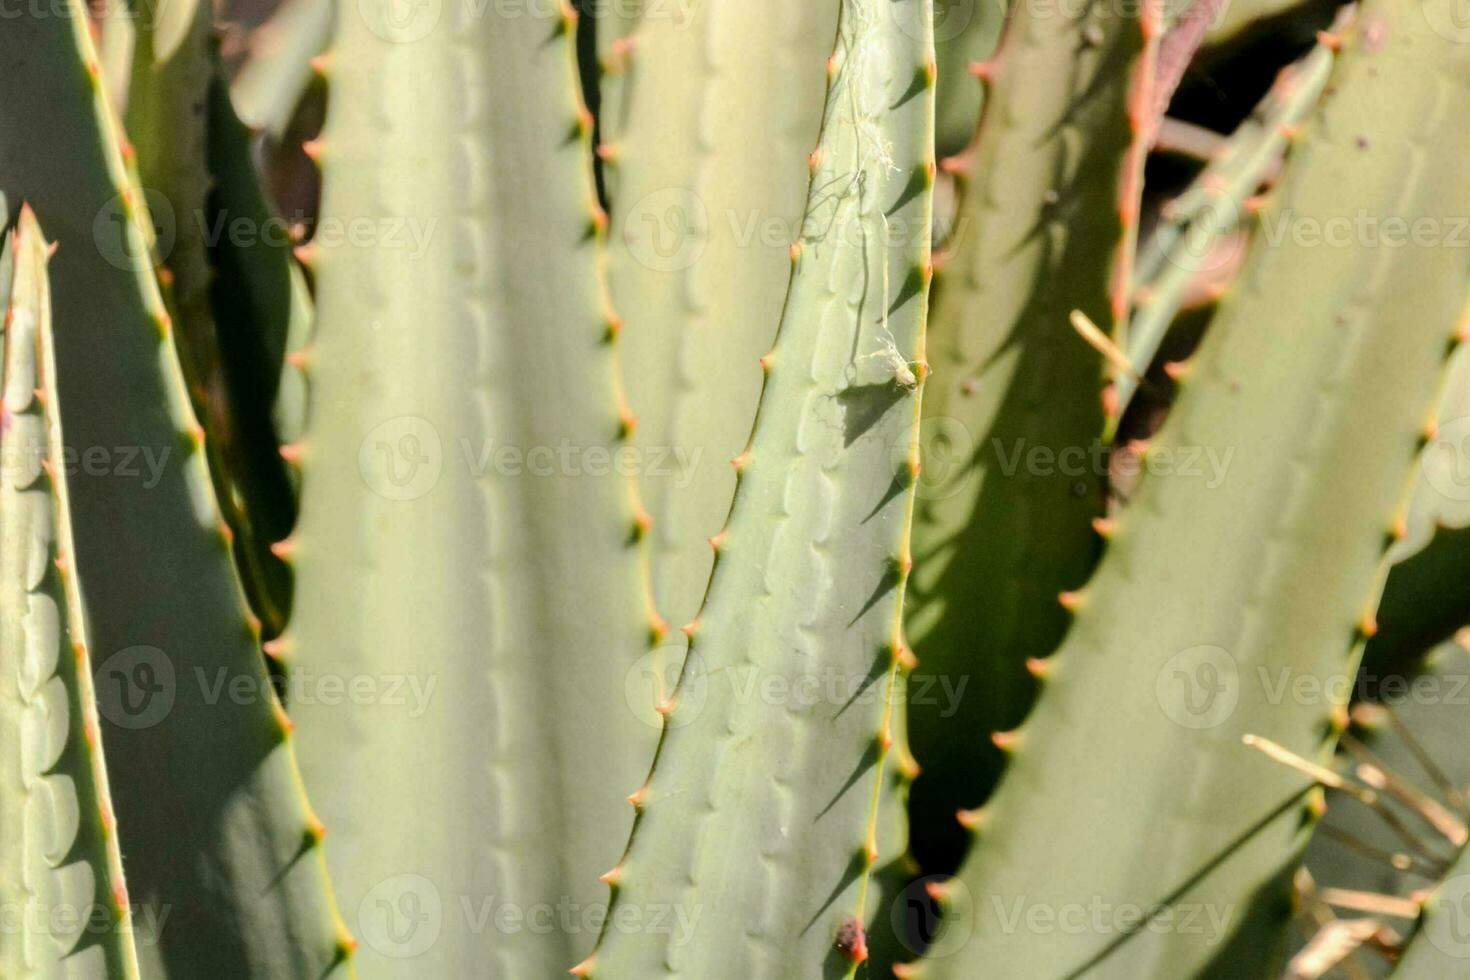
[2,0,1469,976]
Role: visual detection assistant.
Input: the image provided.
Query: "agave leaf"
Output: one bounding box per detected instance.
[903,0,1154,878]
[285,1,659,974]
[932,0,1006,159]
[928,3,1470,975]
[228,0,333,139]
[0,11,350,977]
[1362,334,1470,674]
[582,1,934,976]
[1122,37,1336,417]
[0,208,142,980]
[602,0,837,643]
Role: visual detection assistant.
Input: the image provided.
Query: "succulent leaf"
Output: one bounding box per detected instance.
[0,10,350,977]
[285,0,660,974]
[903,0,1154,875]
[602,0,838,647]
[583,1,934,975]
[1122,37,1336,417]
[0,207,142,980]
[930,3,1470,975]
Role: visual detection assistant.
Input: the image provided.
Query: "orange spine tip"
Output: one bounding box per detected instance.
[626,785,648,807]
[992,729,1021,751]
[1025,657,1050,679]
[924,59,937,84]
[826,55,838,76]
[292,243,317,266]
[1091,516,1115,537]
[286,348,311,370]
[301,138,324,161]
[956,807,983,830]
[309,53,330,75]
[1315,29,1342,50]
[598,866,622,885]
[595,142,617,161]
[939,154,966,176]
[280,442,305,463]
[923,879,949,902]
[808,147,823,170]
[305,814,326,843]
[759,352,776,371]
[1391,516,1408,540]
[1359,612,1379,638]
[968,59,994,80]
[789,242,802,261]
[570,956,594,977]
[262,636,288,658]
[577,107,595,134]
[1162,359,1188,381]
[591,207,610,234]
[893,963,920,979]
[656,697,676,717]
[111,879,130,910]
[269,537,295,559]
[274,700,297,734]
[679,619,698,638]
[1058,590,1082,611]
[878,728,894,752]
